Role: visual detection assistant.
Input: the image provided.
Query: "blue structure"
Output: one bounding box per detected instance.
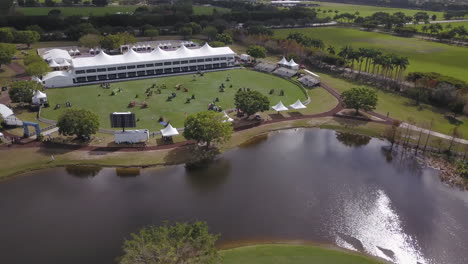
[23,121,41,137]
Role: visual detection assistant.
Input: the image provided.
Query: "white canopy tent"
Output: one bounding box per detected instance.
[272,101,289,112]
[160,124,179,137]
[32,90,47,105]
[278,57,288,66]
[287,59,299,70]
[48,60,60,68]
[0,104,13,118]
[289,99,307,109]
[223,112,234,123]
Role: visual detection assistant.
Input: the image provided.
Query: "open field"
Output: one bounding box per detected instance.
[41,69,307,130]
[16,5,229,16]
[221,244,384,264]
[16,6,137,16]
[316,70,468,138]
[274,27,468,83]
[308,1,444,19]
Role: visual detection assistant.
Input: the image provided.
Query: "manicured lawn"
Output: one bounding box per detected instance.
[308,1,444,19]
[221,244,384,264]
[17,6,137,16]
[274,27,468,83]
[41,69,307,130]
[316,71,468,138]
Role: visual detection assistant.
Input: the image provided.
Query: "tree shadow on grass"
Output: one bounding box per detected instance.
[332,116,369,128]
[445,115,463,126]
[268,113,285,120]
[288,111,303,118]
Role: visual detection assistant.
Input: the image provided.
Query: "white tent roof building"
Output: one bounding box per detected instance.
[223,112,234,123]
[289,99,307,109]
[278,57,288,66]
[272,101,289,112]
[32,90,48,105]
[160,124,179,137]
[287,59,299,70]
[38,42,237,88]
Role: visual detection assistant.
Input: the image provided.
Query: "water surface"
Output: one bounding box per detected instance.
[0,129,467,264]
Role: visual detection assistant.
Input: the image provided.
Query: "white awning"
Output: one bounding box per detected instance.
[288,59,299,67]
[278,57,288,65]
[33,90,47,99]
[304,69,320,78]
[48,60,60,67]
[289,99,306,109]
[0,104,14,118]
[160,124,179,137]
[272,101,288,112]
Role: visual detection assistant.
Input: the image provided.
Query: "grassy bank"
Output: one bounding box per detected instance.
[221,244,384,264]
[274,27,468,83]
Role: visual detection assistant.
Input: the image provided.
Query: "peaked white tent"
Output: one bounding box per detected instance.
[272,101,288,112]
[0,104,13,118]
[278,57,288,66]
[48,60,60,68]
[287,59,299,70]
[289,99,306,109]
[32,90,47,105]
[160,124,179,137]
[223,112,234,123]
[68,49,75,55]
[74,49,80,54]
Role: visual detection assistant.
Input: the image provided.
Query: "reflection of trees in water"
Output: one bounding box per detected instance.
[66,165,102,178]
[380,145,422,176]
[335,132,371,148]
[186,158,231,191]
[115,168,141,178]
[239,134,268,148]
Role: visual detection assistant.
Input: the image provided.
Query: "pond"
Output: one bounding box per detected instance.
[0,129,467,264]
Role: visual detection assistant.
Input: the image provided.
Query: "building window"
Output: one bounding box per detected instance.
[213,58,220,61]
[205,58,212,62]
[137,64,145,68]
[213,63,220,68]
[197,65,205,70]
[108,67,116,71]
[221,63,227,68]
[197,59,204,62]
[118,73,127,78]
[173,67,181,73]
[128,72,136,77]
[181,66,189,72]
[127,65,136,69]
[205,64,213,69]
[189,66,197,71]
[98,75,107,80]
[77,77,86,82]
[146,70,155,75]
[87,76,97,81]
[145,63,154,67]
[181,60,188,64]
[173,61,180,65]
[117,66,126,70]
[220,57,227,60]
[97,68,106,72]
[137,71,145,76]
[164,68,172,73]
[164,62,172,66]
[155,63,163,67]
[156,69,163,74]
[86,69,97,73]
[108,74,117,79]
[189,60,196,63]
[75,70,85,74]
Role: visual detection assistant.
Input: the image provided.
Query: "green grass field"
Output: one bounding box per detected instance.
[274,27,468,83]
[316,71,468,138]
[16,5,229,16]
[41,69,307,130]
[308,1,444,19]
[221,244,384,264]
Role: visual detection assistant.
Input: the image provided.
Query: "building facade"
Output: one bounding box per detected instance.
[39,43,237,88]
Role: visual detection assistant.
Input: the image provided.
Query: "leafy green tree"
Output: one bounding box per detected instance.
[8,81,38,104]
[341,87,378,115]
[92,0,108,7]
[100,34,123,51]
[14,30,40,48]
[119,222,220,264]
[144,29,159,40]
[183,111,233,148]
[0,28,15,43]
[178,26,193,40]
[26,60,49,78]
[202,26,218,41]
[118,32,136,45]
[79,34,102,49]
[0,43,16,68]
[23,54,43,66]
[215,33,232,44]
[25,25,44,36]
[246,45,266,60]
[234,90,270,117]
[208,41,225,47]
[57,109,100,139]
